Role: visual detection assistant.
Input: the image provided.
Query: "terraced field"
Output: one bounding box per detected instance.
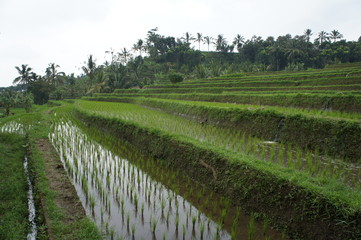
[76,62,361,239]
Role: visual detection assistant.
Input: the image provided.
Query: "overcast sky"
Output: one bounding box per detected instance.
[0,0,360,87]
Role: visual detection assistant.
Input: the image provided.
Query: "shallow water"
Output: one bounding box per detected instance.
[24,156,37,240]
[50,120,283,239]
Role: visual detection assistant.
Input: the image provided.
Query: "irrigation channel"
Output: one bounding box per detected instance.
[49,119,284,240]
[24,156,37,240]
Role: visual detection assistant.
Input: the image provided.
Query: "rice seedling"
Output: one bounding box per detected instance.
[220,208,227,225]
[131,224,135,238]
[248,214,255,240]
[126,212,130,229]
[151,218,158,234]
[192,215,197,229]
[47,114,288,240]
[175,214,179,232]
[182,224,186,240]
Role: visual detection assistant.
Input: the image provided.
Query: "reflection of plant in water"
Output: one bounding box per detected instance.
[49,117,283,240]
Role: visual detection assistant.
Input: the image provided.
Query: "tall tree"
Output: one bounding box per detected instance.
[132,39,144,56]
[203,36,213,51]
[45,63,65,86]
[214,34,228,52]
[13,64,33,87]
[82,55,97,82]
[285,39,303,64]
[181,32,195,45]
[330,30,343,42]
[118,48,132,64]
[28,78,54,105]
[233,34,245,52]
[86,71,109,95]
[315,31,330,47]
[194,33,203,50]
[105,48,116,63]
[304,29,313,43]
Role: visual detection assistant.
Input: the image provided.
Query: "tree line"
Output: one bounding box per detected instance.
[2,28,361,111]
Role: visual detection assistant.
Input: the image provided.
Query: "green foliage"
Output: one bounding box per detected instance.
[168,73,184,84]
[0,89,19,115]
[20,92,34,112]
[0,133,27,240]
[0,103,102,240]
[28,78,54,104]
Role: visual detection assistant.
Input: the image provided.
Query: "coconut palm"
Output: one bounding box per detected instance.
[214,34,228,52]
[82,55,97,81]
[13,64,33,86]
[118,48,132,64]
[233,34,245,52]
[315,31,330,46]
[304,29,313,43]
[330,30,343,42]
[203,36,213,51]
[86,71,109,94]
[45,63,65,86]
[132,39,144,56]
[194,33,203,50]
[181,32,195,44]
[105,48,116,63]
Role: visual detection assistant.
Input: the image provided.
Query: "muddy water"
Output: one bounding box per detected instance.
[49,120,283,240]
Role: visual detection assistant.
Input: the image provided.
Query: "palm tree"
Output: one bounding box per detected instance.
[181,32,195,45]
[304,29,313,43]
[86,71,109,95]
[194,33,203,50]
[105,48,116,63]
[214,34,227,52]
[315,31,330,47]
[330,30,343,42]
[82,55,97,81]
[118,48,131,64]
[233,34,245,52]
[132,39,144,56]
[13,64,33,86]
[203,36,213,51]
[45,63,65,86]
[30,72,40,82]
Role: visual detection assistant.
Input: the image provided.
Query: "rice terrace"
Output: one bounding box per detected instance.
[1,28,361,240]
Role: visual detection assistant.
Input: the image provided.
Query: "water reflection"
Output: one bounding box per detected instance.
[50,120,231,240]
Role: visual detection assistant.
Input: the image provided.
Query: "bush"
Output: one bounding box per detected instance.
[168,73,184,84]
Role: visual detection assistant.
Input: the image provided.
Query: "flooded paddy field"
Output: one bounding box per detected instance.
[49,119,284,239]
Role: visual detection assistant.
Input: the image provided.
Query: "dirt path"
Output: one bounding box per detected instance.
[36,138,85,238]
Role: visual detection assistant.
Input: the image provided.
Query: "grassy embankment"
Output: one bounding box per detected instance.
[0,131,28,239]
[83,97,361,162]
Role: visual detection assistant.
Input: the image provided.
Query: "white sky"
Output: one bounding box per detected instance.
[0,0,360,87]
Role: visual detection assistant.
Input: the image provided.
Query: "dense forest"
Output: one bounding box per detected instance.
[1,28,361,109]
